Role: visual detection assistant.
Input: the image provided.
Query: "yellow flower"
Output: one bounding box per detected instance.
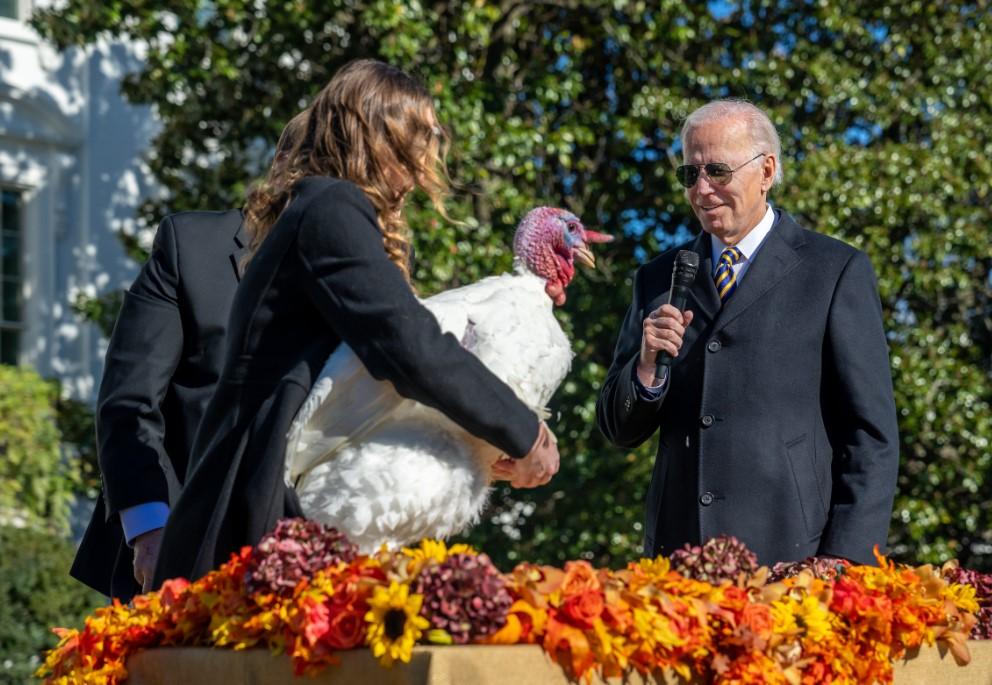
[794,595,833,641]
[771,596,833,641]
[944,583,980,613]
[631,607,685,651]
[404,539,473,564]
[635,557,671,581]
[365,582,430,667]
[399,539,475,578]
[591,618,630,671]
[771,599,799,635]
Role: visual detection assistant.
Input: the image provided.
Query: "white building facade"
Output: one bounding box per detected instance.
[0,0,158,400]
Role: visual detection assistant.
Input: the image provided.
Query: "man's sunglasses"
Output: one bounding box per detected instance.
[676,153,766,188]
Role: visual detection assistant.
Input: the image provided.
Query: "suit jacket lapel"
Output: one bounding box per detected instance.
[713,211,806,332]
[688,231,721,325]
[230,218,249,282]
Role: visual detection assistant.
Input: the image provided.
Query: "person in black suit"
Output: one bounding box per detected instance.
[71,115,307,600]
[152,59,559,587]
[596,100,899,565]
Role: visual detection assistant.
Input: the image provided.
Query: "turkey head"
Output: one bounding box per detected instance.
[512,207,614,306]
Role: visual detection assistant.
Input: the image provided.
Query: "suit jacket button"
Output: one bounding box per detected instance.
[699,492,715,506]
[700,414,714,427]
[624,397,632,411]
[707,339,722,353]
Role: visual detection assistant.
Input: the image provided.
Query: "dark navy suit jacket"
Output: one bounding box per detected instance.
[71,209,245,599]
[597,210,899,565]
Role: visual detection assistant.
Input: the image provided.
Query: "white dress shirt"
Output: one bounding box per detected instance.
[709,203,776,282]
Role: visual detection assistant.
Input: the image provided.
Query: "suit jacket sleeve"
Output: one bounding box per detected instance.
[818,251,900,562]
[294,182,540,459]
[97,216,184,517]
[596,266,666,448]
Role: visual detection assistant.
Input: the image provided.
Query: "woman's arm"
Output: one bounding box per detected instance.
[294,179,540,459]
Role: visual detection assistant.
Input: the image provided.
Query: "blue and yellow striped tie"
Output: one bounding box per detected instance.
[714,246,744,303]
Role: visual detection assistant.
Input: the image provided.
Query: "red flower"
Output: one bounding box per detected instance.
[159,578,190,607]
[122,625,161,648]
[323,606,366,649]
[559,590,605,629]
[301,598,330,646]
[831,576,893,625]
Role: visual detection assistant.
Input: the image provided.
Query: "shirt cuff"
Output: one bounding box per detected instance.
[633,365,668,400]
[120,502,169,546]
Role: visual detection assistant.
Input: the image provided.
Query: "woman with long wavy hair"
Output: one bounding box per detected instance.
[152,59,558,586]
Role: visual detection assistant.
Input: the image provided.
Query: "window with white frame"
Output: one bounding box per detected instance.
[0,189,22,365]
[0,0,19,21]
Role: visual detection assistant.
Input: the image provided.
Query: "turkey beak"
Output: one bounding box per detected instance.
[573,244,596,269]
[574,230,613,269]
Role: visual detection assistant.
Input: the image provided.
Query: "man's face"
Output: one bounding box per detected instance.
[682,117,775,244]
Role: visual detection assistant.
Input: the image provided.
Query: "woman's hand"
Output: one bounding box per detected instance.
[491,422,560,488]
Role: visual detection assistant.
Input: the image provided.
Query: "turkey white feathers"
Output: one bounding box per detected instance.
[284,207,612,552]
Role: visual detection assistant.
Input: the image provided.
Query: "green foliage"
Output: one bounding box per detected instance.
[0,366,79,534]
[31,1,992,570]
[0,526,103,684]
[71,288,123,340]
[53,396,100,500]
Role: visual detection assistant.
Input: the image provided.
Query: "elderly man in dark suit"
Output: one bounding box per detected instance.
[597,100,899,565]
[70,116,306,600]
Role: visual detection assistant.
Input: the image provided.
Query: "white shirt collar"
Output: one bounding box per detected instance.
[710,204,775,265]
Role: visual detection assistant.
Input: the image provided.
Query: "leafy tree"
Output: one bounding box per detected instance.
[32,1,991,570]
[0,366,80,533]
[54,396,101,500]
[0,526,103,684]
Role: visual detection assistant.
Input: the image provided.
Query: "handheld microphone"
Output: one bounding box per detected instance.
[655,250,700,381]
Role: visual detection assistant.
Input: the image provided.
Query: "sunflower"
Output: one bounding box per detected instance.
[402,539,475,572]
[365,582,430,666]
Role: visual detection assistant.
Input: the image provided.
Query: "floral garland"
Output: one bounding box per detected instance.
[38,519,989,684]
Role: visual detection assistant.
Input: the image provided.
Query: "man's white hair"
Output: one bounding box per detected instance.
[680,100,783,186]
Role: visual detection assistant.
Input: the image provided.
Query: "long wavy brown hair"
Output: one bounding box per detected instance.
[243,59,450,281]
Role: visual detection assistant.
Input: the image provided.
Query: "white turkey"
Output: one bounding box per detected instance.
[284,207,612,552]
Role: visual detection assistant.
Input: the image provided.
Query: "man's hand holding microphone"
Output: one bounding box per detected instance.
[638,250,700,388]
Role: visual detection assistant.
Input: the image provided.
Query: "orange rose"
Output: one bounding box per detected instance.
[560,590,605,629]
[561,561,601,597]
[739,602,773,639]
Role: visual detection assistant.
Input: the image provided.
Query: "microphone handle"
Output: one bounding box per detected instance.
[654,286,691,380]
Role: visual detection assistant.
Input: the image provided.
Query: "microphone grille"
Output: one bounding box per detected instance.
[675,250,700,279]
